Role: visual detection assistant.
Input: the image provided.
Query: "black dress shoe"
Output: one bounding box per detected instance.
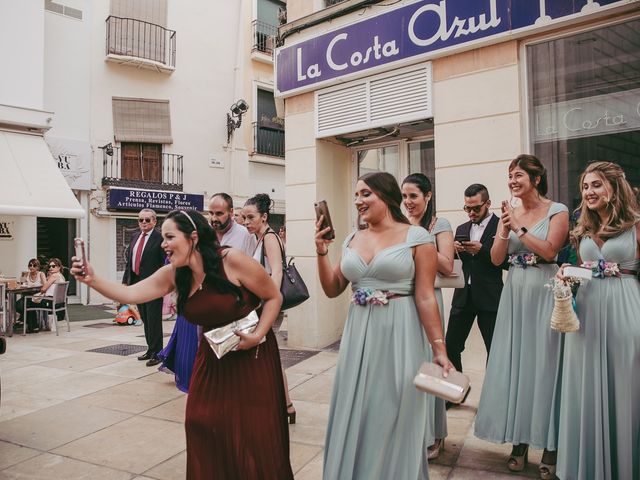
[137,351,152,361]
[146,355,161,367]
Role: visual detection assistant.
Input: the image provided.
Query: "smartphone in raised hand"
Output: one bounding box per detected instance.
[74,237,87,276]
[314,200,335,240]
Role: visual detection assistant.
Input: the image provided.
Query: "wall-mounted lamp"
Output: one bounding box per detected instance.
[226,99,249,143]
[99,142,114,156]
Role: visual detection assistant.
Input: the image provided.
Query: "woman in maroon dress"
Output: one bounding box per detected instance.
[71,210,293,480]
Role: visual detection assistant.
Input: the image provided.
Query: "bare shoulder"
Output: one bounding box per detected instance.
[221,247,252,269]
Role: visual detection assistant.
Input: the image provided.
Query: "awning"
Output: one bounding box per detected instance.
[112,97,173,144]
[0,131,85,218]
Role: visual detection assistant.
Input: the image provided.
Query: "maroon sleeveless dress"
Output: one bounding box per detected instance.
[183,268,293,480]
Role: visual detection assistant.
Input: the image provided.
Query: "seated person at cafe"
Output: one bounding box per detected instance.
[15,258,47,326]
[19,258,66,333]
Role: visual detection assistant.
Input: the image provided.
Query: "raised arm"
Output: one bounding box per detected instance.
[491,217,510,266]
[514,211,569,262]
[315,216,349,298]
[414,242,454,373]
[71,258,175,305]
[435,230,455,275]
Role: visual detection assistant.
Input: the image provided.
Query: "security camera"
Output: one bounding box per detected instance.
[231,99,249,116]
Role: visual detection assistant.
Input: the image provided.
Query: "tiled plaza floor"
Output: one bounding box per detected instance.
[1,312,539,479]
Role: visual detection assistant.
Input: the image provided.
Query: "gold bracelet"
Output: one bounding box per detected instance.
[317,249,329,256]
[498,232,510,240]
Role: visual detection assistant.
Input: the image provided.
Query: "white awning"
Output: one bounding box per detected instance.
[0,131,85,218]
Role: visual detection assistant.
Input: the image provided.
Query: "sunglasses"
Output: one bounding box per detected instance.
[48,264,59,269]
[138,218,154,224]
[28,263,38,267]
[463,201,487,213]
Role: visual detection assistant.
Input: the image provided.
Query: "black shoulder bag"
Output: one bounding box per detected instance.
[261,230,310,310]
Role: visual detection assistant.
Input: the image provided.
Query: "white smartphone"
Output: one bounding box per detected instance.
[74,237,87,276]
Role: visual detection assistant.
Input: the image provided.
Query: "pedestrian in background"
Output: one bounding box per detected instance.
[446,184,503,389]
[244,193,296,423]
[474,155,569,478]
[402,172,453,460]
[557,161,640,480]
[318,171,453,479]
[123,208,165,366]
[70,209,293,479]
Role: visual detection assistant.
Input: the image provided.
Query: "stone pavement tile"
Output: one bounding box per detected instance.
[0,403,131,451]
[0,452,132,480]
[142,450,186,480]
[141,395,187,423]
[289,374,334,405]
[35,352,124,372]
[1,365,73,391]
[285,372,313,389]
[286,351,338,375]
[456,434,541,478]
[0,440,40,470]
[132,477,156,480]
[139,371,176,384]
[449,465,533,479]
[294,450,323,480]
[1,346,78,364]
[42,339,121,352]
[85,357,160,379]
[290,399,330,428]
[431,417,473,466]
[289,423,326,447]
[290,442,323,475]
[52,416,185,475]
[72,379,183,414]
[429,464,453,479]
[18,371,131,401]
[0,391,66,422]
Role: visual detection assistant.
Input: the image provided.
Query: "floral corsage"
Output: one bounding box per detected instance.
[351,288,393,306]
[508,253,538,268]
[581,260,620,278]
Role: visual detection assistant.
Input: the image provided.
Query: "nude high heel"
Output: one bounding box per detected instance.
[507,444,529,472]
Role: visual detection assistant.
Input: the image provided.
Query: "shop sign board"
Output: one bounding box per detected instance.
[533,88,640,142]
[107,187,204,212]
[45,137,92,191]
[275,0,635,96]
[0,220,14,240]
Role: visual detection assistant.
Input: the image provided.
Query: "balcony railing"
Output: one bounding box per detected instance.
[253,121,285,158]
[102,146,183,190]
[106,16,176,69]
[326,0,347,6]
[252,20,277,56]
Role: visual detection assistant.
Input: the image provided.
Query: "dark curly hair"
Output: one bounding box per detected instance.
[360,172,409,225]
[244,193,272,219]
[509,154,548,196]
[402,173,434,231]
[165,210,244,314]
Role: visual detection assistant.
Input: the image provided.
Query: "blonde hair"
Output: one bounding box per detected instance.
[571,161,640,243]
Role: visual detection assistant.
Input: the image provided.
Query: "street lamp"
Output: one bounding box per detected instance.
[226,99,249,143]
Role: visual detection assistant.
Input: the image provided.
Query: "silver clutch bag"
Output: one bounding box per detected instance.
[203,310,264,359]
[413,362,470,403]
[434,258,465,289]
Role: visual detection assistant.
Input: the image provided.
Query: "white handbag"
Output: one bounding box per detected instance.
[413,362,470,403]
[203,310,265,359]
[434,256,465,289]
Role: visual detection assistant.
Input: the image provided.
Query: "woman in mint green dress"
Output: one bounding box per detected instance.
[315,172,454,480]
[557,161,640,480]
[402,173,454,460]
[474,155,569,479]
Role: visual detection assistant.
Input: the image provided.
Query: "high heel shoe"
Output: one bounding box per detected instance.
[427,438,444,460]
[539,449,557,479]
[286,403,296,424]
[507,444,529,472]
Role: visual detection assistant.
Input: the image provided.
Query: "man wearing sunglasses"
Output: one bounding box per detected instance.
[445,184,505,406]
[123,208,165,366]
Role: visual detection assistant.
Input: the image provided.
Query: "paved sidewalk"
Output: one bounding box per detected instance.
[1,312,540,479]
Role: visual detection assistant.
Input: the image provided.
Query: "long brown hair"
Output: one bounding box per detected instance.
[359,172,409,225]
[571,161,640,243]
[509,154,548,197]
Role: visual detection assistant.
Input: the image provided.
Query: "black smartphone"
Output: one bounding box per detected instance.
[74,237,87,276]
[454,234,471,243]
[314,200,335,240]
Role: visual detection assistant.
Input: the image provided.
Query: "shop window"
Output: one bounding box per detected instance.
[357,145,400,180]
[527,19,640,212]
[254,88,285,157]
[409,140,436,210]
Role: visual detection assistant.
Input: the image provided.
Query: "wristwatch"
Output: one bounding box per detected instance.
[516,226,528,237]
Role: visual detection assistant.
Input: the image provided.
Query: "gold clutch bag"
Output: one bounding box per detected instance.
[203,311,265,359]
[413,362,470,403]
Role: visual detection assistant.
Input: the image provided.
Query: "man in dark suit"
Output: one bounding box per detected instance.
[446,184,504,385]
[123,208,165,366]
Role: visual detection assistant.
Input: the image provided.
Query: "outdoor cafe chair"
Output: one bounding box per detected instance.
[22,281,71,336]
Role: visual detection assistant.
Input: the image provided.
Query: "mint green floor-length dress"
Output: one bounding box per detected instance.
[323,225,433,480]
[557,226,640,480]
[426,217,451,445]
[474,202,567,450]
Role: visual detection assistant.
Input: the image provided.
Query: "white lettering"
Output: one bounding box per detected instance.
[326,33,399,72]
[408,0,501,47]
[327,33,349,71]
[296,48,307,81]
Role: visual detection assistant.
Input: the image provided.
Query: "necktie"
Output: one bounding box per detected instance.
[133,233,147,275]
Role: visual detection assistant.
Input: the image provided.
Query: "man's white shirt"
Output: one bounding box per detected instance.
[220,221,257,256]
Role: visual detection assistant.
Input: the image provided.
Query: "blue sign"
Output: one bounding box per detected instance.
[107,187,204,212]
[276,0,632,95]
